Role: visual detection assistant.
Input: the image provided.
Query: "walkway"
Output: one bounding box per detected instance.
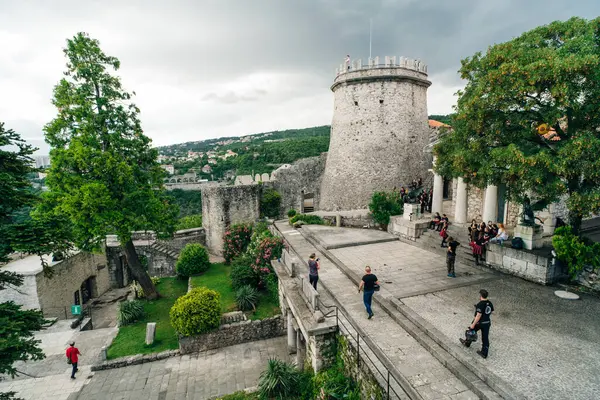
[275,221,482,400]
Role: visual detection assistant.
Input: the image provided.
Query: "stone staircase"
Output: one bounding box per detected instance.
[149,242,179,259]
[410,221,483,268]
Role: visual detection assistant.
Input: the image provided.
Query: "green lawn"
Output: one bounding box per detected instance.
[107,277,188,360]
[191,263,280,321]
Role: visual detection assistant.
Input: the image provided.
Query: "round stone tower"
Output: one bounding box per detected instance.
[319,56,432,211]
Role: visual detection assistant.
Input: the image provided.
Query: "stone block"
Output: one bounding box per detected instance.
[514,224,544,250]
[503,256,527,274]
[146,322,156,345]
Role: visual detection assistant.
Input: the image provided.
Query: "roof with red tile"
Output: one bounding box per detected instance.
[429,119,450,128]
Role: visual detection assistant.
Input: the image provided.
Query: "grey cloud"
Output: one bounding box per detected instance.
[1,0,599,150]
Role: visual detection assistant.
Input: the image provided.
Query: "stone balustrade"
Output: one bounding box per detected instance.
[336,55,428,75]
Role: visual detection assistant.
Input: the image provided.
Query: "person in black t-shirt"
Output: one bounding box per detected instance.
[358,266,379,319]
[460,289,494,358]
[446,237,460,277]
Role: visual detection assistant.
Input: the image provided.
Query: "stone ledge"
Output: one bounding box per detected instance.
[91,349,180,371]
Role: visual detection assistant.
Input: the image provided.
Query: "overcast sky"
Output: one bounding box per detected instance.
[1,1,598,154]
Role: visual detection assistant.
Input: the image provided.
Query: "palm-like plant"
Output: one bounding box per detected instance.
[117,300,145,326]
[258,358,300,399]
[235,285,259,311]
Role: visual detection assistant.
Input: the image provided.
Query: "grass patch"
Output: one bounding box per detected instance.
[191,263,280,320]
[107,277,188,360]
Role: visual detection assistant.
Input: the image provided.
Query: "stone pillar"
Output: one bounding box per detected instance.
[287,311,297,354]
[296,330,305,371]
[432,174,444,214]
[454,177,468,223]
[482,185,498,223]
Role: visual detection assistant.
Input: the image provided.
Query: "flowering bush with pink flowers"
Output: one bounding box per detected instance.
[253,236,284,274]
[223,223,253,264]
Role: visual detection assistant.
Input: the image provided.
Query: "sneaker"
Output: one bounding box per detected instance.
[476,350,487,359]
[368,313,373,319]
[450,273,456,278]
[447,274,452,277]
[459,338,471,348]
[71,376,76,379]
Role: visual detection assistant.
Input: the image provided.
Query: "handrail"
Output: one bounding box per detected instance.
[274,225,420,400]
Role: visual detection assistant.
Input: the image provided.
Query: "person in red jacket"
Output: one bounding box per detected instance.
[66,341,81,379]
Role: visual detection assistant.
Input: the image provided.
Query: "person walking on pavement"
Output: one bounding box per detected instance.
[460,289,494,359]
[308,253,320,290]
[66,341,81,379]
[446,236,460,277]
[358,266,379,319]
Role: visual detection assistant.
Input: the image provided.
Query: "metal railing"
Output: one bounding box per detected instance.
[316,297,412,399]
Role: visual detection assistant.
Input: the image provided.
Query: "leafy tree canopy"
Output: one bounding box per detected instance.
[42,32,179,298]
[435,17,600,234]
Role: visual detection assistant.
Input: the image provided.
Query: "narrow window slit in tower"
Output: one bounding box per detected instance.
[354,101,358,106]
[379,100,384,104]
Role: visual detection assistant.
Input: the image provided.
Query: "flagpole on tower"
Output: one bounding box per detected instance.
[369,18,372,59]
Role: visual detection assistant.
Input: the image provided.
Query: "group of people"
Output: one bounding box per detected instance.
[307,253,493,359]
[468,220,509,265]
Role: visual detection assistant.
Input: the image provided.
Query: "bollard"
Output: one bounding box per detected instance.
[146,322,156,345]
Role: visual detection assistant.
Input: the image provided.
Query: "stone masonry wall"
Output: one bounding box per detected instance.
[36,251,111,319]
[178,315,285,354]
[486,245,560,284]
[271,154,327,215]
[320,65,431,211]
[0,273,40,310]
[467,185,485,222]
[202,185,260,255]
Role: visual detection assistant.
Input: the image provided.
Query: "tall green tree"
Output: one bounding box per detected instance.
[0,123,46,400]
[435,17,600,234]
[43,33,178,299]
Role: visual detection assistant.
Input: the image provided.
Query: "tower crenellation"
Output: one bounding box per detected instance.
[335,55,428,76]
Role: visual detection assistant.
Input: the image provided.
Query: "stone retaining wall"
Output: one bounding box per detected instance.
[486,245,563,284]
[179,315,286,354]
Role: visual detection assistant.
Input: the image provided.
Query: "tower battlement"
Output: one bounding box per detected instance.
[335,56,428,76]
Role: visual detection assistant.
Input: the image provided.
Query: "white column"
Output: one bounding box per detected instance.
[454,177,468,223]
[287,310,296,354]
[432,174,444,214]
[482,185,498,223]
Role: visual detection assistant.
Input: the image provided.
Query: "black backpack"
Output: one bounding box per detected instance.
[512,237,524,249]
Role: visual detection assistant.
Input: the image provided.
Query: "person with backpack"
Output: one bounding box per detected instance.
[66,341,81,379]
[460,289,494,359]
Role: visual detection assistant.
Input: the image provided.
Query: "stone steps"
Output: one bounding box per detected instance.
[149,242,178,259]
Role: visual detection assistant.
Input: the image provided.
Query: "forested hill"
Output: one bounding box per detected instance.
[157,125,331,156]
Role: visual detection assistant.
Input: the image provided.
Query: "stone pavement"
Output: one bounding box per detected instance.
[330,240,501,299]
[70,337,289,400]
[299,224,600,399]
[276,222,480,400]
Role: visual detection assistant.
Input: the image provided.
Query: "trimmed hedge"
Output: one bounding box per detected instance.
[231,255,261,290]
[170,287,221,336]
[290,214,325,225]
[176,244,210,277]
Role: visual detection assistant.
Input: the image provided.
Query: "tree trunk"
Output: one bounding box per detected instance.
[123,239,159,300]
[569,213,583,237]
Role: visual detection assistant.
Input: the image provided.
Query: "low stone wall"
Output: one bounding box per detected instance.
[91,349,180,371]
[179,315,285,355]
[486,245,563,284]
[387,216,428,241]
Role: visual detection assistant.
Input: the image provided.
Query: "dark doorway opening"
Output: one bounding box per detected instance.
[74,290,81,306]
[302,193,315,213]
[443,179,451,199]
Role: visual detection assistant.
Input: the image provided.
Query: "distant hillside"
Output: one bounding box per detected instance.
[157,126,331,156]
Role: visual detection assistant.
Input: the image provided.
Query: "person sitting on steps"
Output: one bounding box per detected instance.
[430,212,441,230]
[490,223,508,245]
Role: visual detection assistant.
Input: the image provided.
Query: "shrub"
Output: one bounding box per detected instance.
[151,276,160,286]
[223,223,254,264]
[175,214,202,231]
[290,214,325,225]
[552,226,600,278]
[258,358,302,399]
[254,236,284,272]
[264,273,280,306]
[231,255,261,290]
[368,190,404,228]
[236,285,259,311]
[117,300,145,326]
[176,244,210,277]
[260,188,282,219]
[287,209,297,218]
[170,287,221,336]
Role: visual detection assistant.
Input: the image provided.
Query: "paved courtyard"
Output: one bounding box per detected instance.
[71,337,288,400]
[307,225,600,400]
